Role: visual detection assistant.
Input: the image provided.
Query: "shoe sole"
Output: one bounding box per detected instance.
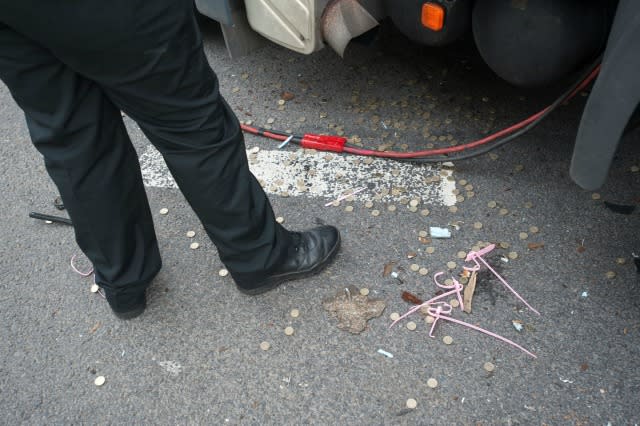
[236,233,341,296]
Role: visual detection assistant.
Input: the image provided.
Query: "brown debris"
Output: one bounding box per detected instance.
[463,271,477,314]
[89,322,101,333]
[382,262,396,277]
[323,286,386,334]
[527,242,545,250]
[401,291,423,305]
[281,91,295,101]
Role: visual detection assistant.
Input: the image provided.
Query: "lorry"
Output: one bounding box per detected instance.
[195,0,640,190]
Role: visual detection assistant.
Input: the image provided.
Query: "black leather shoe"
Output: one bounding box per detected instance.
[235,225,341,295]
[103,288,146,320]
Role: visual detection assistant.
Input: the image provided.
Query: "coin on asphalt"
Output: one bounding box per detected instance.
[409,199,419,207]
[190,242,199,250]
[508,251,518,259]
[449,299,459,308]
[371,209,380,217]
[447,261,456,269]
[473,222,483,230]
[406,398,417,409]
[387,205,397,212]
[427,378,438,388]
[284,326,294,336]
[487,201,497,208]
[591,193,601,200]
[616,257,626,265]
[90,284,99,293]
[499,208,509,216]
[290,309,300,318]
[390,312,400,321]
[457,251,466,259]
[425,316,434,324]
[365,201,374,208]
[418,230,428,238]
[186,231,196,238]
[218,269,229,277]
[529,226,539,234]
[159,208,169,215]
[519,232,528,240]
[406,321,417,331]
[94,376,106,386]
[606,271,616,279]
[419,267,429,276]
[483,362,495,372]
[426,247,435,254]
[420,209,430,216]
[443,335,453,345]
[410,264,420,272]
[345,205,354,212]
[448,206,458,213]
[260,341,271,351]
[359,288,370,296]
[276,216,285,224]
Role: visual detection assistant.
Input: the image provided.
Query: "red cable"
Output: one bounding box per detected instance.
[240,65,600,159]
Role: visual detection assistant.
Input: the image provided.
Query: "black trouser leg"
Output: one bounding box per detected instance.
[0,24,161,306]
[1,1,290,291]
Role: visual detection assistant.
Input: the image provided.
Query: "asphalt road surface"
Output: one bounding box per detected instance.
[1,18,639,425]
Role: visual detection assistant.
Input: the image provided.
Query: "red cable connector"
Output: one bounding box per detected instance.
[300,134,346,153]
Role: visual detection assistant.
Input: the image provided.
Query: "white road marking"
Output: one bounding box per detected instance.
[139,146,456,206]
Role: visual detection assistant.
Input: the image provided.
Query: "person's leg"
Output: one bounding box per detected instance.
[0,23,161,317]
[52,4,294,289]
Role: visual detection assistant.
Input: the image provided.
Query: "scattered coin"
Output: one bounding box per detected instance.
[406,398,417,409]
[457,251,467,259]
[420,209,430,216]
[419,267,429,276]
[406,321,417,331]
[425,316,435,324]
[606,271,616,279]
[524,201,533,208]
[218,269,229,277]
[426,247,435,254]
[499,242,510,249]
[94,376,106,386]
[483,362,495,372]
[365,201,374,208]
[427,378,438,388]
[449,299,459,308]
[371,209,380,217]
[458,179,467,186]
[591,193,601,200]
[499,208,509,216]
[631,165,640,173]
[616,257,626,265]
[260,341,271,351]
[418,230,428,238]
[443,335,453,345]
[446,261,456,269]
[344,205,354,212]
[448,206,458,213]
[90,284,99,293]
[508,251,518,260]
[190,242,200,250]
[519,232,528,240]
[514,164,524,172]
[409,199,420,207]
[284,326,295,336]
[186,231,196,238]
[276,216,285,224]
[159,208,169,215]
[290,309,300,318]
[390,312,400,321]
[266,117,275,124]
[410,264,420,272]
[529,226,539,234]
[360,288,370,296]
[388,205,397,212]
[487,201,497,208]
[408,206,418,213]
[473,222,483,230]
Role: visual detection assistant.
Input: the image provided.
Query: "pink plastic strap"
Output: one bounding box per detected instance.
[70,254,94,277]
[427,305,537,358]
[389,273,462,328]
[465,245,540,316]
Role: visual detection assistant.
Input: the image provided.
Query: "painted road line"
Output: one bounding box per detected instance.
[139,146,456,206]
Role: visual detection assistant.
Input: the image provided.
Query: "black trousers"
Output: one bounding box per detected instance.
[0,1,290,304]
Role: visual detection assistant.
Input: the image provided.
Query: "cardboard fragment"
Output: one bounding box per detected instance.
[323,286,386,334]
[463,271,477,314]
